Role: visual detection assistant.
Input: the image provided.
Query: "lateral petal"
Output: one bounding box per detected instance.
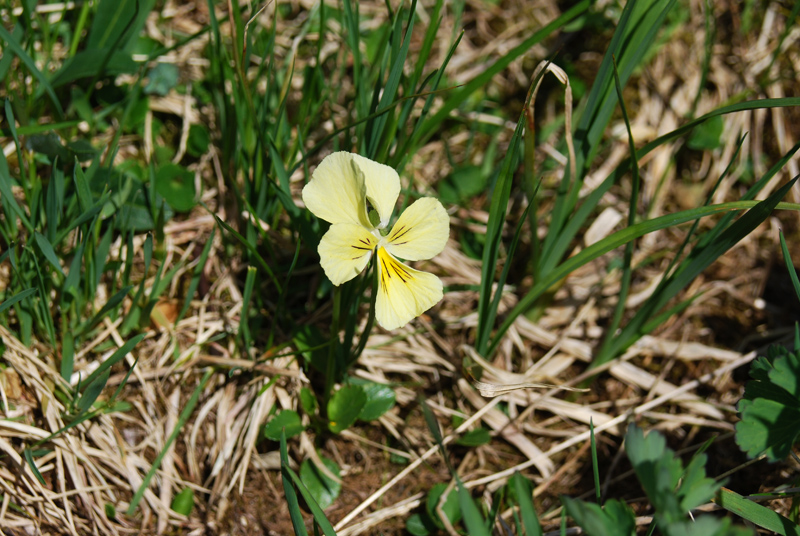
[383,197,449,261]
[375,247,443,330]
[302,152,371,227]
[351,153,400,229]
[318,223,378,286]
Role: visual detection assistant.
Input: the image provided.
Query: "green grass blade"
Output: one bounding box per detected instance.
[540,97,800,279]
[511,472,543,536]
[456,477,491,536]
[0,25,64,117]
[127,368,212,515]
[0,288,37,314]
[23,448,46,485]
[716,487,800,536]
[280,430,310,536]
[177,226,215,324]
[475,116,524,354]
[600,56,641,352]
[282,463,337,535]
[79,333,144,393]
[780,231,800,304]
[596,177,798,366]
[33,232,65,277]
[417,0,591,140]
[542,0,676,273]
[0,148,32,234]
[486,198,800,358]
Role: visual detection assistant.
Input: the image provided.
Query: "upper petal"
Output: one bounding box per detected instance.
[351,153,400,229]
[302,152,371,227]
[318,223,378,286]
[382,197,449,261]
[375,247,443,330]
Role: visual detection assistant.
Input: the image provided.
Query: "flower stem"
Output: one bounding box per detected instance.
[352,256,378,363]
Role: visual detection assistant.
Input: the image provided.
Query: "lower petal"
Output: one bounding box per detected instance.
[318,223,378,285]
[375,247,443,330]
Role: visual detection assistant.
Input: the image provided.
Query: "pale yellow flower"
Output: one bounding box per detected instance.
[302,152,449,330]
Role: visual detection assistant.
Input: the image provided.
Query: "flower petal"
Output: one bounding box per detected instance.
[318,223,378,286]
[302,152,371,227]
[382,197,449,261]
[351,153,400,229]
[375,247,443,330]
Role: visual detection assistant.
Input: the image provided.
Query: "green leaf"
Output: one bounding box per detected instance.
[736,333,800,461]
[426,483,462,529]
[717,487,800,536]
[144,63,180,96]
[406,513,435,536]
[50,49,139,88]
[187,124,210,157]
[299,387,318,415]
[562,496,636,536]
[455,428,491,447]
[23,449,46,485]
[299,456,341,510]
[511,472,542,536]
[456,477,491,536]
[352,380,396,421]
[327,385,366,433]
[264,410,304,441]
[625,424,735,534]
[155,163,196,212]
[87,0,154,51]
[33,232,65,277]
[0,24,63,117]
[76,368,110,414]
[0,288,37,314]
[687,115,724,150]
[280,430,309,536]
[170,487,194,516]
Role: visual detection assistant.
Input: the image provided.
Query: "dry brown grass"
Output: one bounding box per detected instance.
[2,0,800,535]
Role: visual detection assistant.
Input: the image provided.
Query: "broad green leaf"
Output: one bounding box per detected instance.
[155,163,196,212]
[406,513,435,536]
[299,455,341,510]
[187,124,210,157]
[687,114,724,150]
[455,428,491,447]
[562,496,636,536]
[736,332,800,461]
[144,63,180,96]
[353,380,396,421]
[426,483,462,529]
[327,385,366,433]
[264,410,304,441]
[170,488,194,516]
[299,387,318,415]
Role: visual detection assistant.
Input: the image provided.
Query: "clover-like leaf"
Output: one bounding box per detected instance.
[264,410,304,441]
[327,385,366,434]
[736,330,800,462]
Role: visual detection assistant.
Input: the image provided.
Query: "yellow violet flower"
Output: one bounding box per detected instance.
[302,152,449,330]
